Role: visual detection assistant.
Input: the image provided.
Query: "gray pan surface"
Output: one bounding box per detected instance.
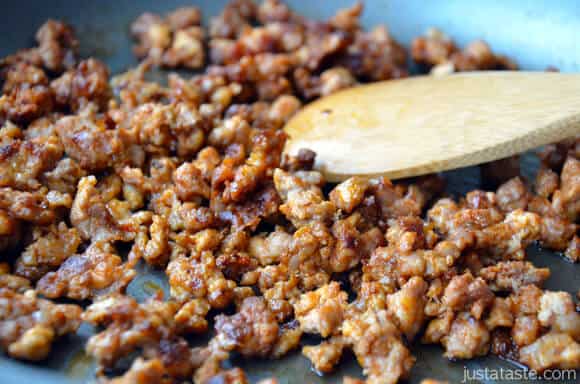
[0,1,579,383]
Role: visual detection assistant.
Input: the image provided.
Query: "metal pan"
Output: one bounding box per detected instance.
[0,1,579,383]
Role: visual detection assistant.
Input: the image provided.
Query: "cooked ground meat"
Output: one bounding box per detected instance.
[478,261,550,292]
[411,28,517,75]
[36,241,137,300]
[131,7,205,69]
[302,336,345,373]
[293,282,348,337]
[343,308,415,384]
[0,1,578,383]
[14,221,81,281]
[0,288,81,361]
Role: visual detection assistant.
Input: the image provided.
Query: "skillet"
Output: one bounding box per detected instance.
[0,1,579,383]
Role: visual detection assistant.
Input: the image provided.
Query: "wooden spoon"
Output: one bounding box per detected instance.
[283,71,580,182]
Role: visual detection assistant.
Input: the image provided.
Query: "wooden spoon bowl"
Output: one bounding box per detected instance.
[284,71,580,182]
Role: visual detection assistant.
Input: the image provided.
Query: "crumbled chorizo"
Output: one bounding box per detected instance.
[0,135,63,190]
[83,294,181,367]
[14,222,81,281]
[519,332,580,371]
[131,7,205,69]
[36,241,136,300]
[478,261,550,292]
[51,58,111,112]
[0,289,81,361]
[166,251,236,308]
[0,187,57,224]
[106,358,167,384]
[342,308,415,384]
[412,29,517,74]
[302,336,345,373]
[55,115,123,172]
[34,20,79,72]
[0,264,30,292]
[1,2,579,382]
[214,296,279,357]
[330,177,369,213]
[411,28,457,67]
[442,312,490,359]
[537,291,580,340]
[535,167,559,198]
[555,156,580,221]
[386,276,428,340]
[294,282,348,337]
[496,177,529,212]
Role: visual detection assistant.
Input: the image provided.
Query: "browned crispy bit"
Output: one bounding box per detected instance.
[520,332,580,371]
[0,187,57,224]
[83,294,182,368]
[1,20,78,74]
[271,319,302,358]
[496,177,529,213]
[538,137,579,172]
[70,175,151,242]
[554,156,580,222]
[167,251,236,308]
[0,135,63,190]
[249,227,292,266]
[294,282,348,337]
[333,25,408,81]
[330,177,369,214]
[0,288,81,361]
[530,198,576,251]
[175,298,211,334]
[213,296,279,358]
[55,115,123,172]
[535,167,559,198]
[343,308,415,384]
[36,241,136,300]
[131,7,205,69]
[142,214,170,267]
[442,273,494,320]
[386,276,428,340]
[422,273,498,360]
[1,62,48,93]
[274,168,336,228]
[478,261,550,292]
[14,222,81,281]
[517,291,580,371]
[51,58,111,112]
[42,157,86,194]
[566,235,580,262]
[34,20,79,72]
[105,358,169,384]
[412,28,516,75]
[0,84,54,125]
[443,312,491,359]
[485,297,514,330]
[412,28,457,67]
[302,336,345,373]
[0,263,31,292]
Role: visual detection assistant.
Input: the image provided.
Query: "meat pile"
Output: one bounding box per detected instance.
[0,1,578,383]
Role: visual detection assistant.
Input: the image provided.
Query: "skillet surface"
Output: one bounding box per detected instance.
[0,1,579,383]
